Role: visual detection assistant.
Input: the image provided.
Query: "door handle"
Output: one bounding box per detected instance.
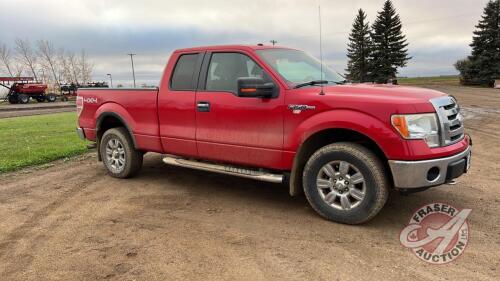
[197,101,210,112]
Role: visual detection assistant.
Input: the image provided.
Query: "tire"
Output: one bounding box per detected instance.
[46,94,57,102]
[18,94,29,104]
[8,95,19,104]
[100,127,143,178]
[303,142,389,224]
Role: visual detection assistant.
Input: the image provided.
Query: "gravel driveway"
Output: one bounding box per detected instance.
[0,86,498,280]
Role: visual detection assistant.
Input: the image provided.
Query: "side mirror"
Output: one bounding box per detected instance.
[237,77,275,98]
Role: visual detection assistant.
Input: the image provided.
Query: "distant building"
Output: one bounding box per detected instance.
[495,80,500,89]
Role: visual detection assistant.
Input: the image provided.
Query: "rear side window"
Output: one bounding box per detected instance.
[170,53,199,90]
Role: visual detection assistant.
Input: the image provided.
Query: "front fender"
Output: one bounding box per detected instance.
[285,109,409,159]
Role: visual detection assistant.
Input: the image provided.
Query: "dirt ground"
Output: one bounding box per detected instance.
[0,102,75,119]
[0,85,498,281]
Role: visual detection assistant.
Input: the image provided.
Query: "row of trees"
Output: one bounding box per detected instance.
[0,39,93,86]
[345,0,410,83]
[455,0,499,87]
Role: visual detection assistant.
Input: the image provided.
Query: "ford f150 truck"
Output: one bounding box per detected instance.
[77,45,472,224]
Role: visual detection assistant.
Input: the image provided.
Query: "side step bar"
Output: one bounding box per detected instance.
[162,156,284,183]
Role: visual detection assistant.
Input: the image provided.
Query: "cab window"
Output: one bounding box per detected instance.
[205,53,270,93]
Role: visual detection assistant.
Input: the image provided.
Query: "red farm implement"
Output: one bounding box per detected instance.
[0,77,57,104]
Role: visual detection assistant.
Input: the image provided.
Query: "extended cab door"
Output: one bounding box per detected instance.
[195,51,285,169]
[158,52,204,157]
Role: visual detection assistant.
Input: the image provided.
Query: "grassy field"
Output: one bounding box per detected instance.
[398,75,460,86]
[0,112,88,173]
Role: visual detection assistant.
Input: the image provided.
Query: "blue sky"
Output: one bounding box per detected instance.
[0,0,489,86]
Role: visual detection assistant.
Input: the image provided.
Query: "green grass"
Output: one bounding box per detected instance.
[0,112,88,173]
[398,75,460,86]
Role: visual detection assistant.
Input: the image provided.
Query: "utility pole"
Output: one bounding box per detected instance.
[107,73,113,88]
[270,40,278,46]
[127,53,136,88]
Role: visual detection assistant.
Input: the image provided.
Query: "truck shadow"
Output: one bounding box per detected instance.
[135,153,468,230]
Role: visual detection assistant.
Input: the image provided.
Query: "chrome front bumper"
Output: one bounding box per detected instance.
[388,145,471,189]
[76,127,86,140]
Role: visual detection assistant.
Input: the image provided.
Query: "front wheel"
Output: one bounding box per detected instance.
[303,143,389,224]
[100,128,143,178]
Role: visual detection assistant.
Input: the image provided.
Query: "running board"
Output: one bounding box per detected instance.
[162,156,284,183]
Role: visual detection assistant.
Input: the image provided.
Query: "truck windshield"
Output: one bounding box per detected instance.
[256,49,344,87]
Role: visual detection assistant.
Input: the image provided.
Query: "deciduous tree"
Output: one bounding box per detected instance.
[15,38,39,80]
[37,40,60,85]
[0,44,14,77]
[78,50,93,84]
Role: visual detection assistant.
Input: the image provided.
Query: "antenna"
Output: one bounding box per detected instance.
[318,5,325,95]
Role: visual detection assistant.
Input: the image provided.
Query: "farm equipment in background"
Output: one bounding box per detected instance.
[0,77,57,104]
[60,82,108,101]
[59,83,77,101]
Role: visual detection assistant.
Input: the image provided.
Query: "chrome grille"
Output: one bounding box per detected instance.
[430,96,465,146]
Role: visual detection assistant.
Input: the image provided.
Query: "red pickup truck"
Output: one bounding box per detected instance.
[77,45,472,224]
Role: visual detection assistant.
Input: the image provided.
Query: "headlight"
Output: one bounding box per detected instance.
[391,113,440,148]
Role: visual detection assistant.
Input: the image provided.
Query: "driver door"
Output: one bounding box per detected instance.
[195,52,285,169]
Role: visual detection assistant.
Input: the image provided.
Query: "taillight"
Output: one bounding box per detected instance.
[76,96,83,116]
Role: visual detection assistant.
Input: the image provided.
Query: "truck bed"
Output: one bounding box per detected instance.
[77,88,162,152]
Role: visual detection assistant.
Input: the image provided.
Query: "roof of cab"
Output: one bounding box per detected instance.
[174,44,296,53]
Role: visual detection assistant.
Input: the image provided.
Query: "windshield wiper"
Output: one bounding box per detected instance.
[293,80,329,89]
[293,80,345,89]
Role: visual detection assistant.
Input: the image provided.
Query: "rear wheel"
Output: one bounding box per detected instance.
[303,142,389,224]
[8,95,19,104]
[18,94,29,104]
[100,128,143,178]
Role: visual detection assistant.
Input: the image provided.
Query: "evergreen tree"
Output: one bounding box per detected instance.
[455,0,500,86]
[370,0,411,83]
[346,9,373,82]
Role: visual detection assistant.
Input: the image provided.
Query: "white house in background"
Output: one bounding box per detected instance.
[495,79,500,89]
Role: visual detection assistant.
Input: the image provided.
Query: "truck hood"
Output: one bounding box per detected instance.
[325,83,446,102]
[290,83,449,117]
